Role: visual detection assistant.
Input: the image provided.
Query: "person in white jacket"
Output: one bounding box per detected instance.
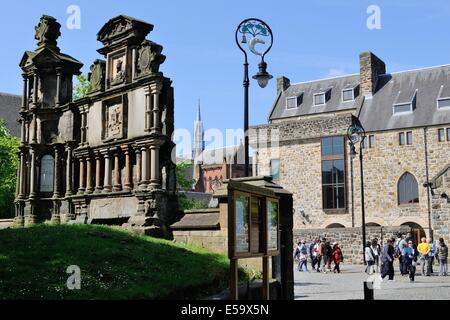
[365,241,375,274]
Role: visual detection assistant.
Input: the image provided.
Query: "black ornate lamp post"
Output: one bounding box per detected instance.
[235,18,273,177]
[347,121,367,265]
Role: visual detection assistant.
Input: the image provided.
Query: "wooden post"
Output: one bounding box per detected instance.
[262,255,270,300]
[230,258,239,300]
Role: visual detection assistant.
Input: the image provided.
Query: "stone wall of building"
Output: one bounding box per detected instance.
[432,194,450,245]
[251,115,450,236]
[294,226,411,264]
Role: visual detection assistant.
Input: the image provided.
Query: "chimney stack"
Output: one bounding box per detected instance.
[359,52,386,97]
[277,76,290,95]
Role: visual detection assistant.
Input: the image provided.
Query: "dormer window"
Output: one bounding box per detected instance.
[393,89,417,115]
[437,98,450,109]
[285,93,303,109]
[437,86,450,109]
[314,89,331,106]
[342,84,359,102]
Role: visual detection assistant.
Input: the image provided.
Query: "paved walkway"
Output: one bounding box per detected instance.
[294,264,450,300]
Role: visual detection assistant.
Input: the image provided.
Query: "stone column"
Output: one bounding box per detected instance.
[29,148,37,198]
[85,155,93,194]
[65,146,73,196]
[25,119,29,143]
[32,72,38,108]
[20,119,26,144]
[95,153,103,193]
[121,145,132,191]
[78,157,86,194]
[53,146,62,198]
[15,152,21,197]
[150,145,161,189]
[144,87,153,131]
[151,83,163,133]
[18,151,26,198]
[80,110,86,144]
[113,150,122,192]
[102,149,112,193]
[135,148,142,186]
[21,74,28,111]
[55,68,62,108]
[139,146,149,189]
[31,114,37,144]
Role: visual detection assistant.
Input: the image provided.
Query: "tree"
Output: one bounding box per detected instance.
[73,74,91,100]
[0,119,20,218]
[175,162,209,211]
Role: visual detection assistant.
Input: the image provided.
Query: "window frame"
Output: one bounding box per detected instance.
[321,136,346,211]
[342,88,355,102]
[438,128,445,142]
[406,131,413,145]
[398,172,419,206]
[313,92,326,106]
[285,96,298,110]
[399,132,405,146]
[437,97,450,110]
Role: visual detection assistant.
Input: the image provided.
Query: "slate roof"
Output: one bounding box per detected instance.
[269,74,360,120]
[359,65,450,132]
[269,64,450,132]
[0,92,21,137]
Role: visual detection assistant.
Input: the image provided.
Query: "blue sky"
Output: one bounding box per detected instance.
[1,0,450,152]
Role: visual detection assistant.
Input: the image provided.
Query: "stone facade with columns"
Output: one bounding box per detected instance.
[14,15,179,236]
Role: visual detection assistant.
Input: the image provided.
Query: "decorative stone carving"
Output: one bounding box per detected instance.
[110,55,126,85]
[88,60,106,93]
[106,103,123,139]
[35,15,61,50]
[135,41,166,78]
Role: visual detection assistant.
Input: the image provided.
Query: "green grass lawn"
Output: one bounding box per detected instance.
[0,224,238,300]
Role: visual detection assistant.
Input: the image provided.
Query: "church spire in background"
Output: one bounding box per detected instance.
[193,99,204,161]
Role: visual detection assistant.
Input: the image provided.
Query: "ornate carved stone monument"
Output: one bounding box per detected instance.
[14,15,179,237]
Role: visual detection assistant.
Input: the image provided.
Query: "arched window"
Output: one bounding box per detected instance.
[40,155,54,192]
[398,172,419,205]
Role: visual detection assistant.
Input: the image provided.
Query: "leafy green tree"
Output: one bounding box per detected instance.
[0,119,20,218]
[73,74,91,100]
[175,162,209,211]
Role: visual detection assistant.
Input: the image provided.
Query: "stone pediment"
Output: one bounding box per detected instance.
[97,15,153,47]
[19,47,83,74]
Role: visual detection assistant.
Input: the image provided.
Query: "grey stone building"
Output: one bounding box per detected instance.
[251,52,450,245]
[0,92,21,137]
[14,15,178,236]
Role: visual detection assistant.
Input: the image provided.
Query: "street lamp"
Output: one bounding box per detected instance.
[235,18,273,177]
[347,121,367,265]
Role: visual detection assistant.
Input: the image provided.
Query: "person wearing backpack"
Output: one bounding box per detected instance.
[365,241,375,274]
[403,239,418,282]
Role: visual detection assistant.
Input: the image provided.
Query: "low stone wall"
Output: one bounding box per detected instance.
[432,194,450,245]
[0,219,14,230]
[294,226,411,264]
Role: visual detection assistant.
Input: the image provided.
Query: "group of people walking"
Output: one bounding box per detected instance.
[377,233,448,283]
[294,238,344,273]
[294,233,448,283]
